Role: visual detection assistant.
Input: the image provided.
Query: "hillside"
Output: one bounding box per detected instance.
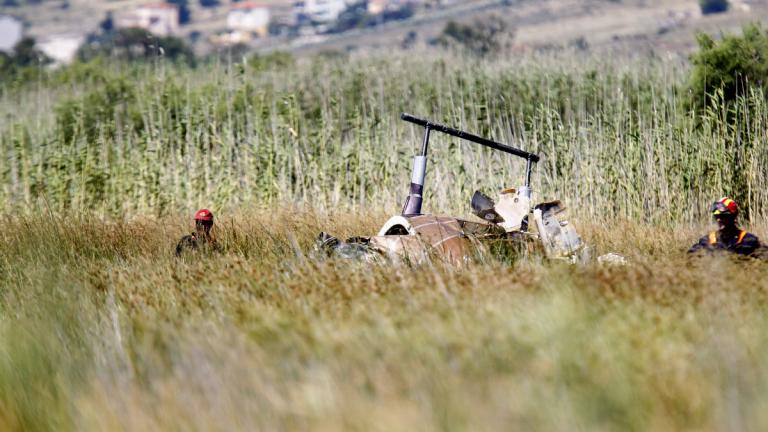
[1,0,767,57]
[275,0,768,56]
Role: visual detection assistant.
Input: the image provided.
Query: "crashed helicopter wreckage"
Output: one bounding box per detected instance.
[317,113,597,265]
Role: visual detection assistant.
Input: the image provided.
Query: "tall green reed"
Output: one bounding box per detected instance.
[1,51,766,225]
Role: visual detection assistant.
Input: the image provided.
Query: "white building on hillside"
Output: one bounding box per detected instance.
[38,34,85,66]
[0,15,23,52]
[227,2,271,37]
[116,3,180,37]
[293,0,349,24]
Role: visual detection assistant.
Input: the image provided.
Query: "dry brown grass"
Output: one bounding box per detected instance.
[1,209,768,431]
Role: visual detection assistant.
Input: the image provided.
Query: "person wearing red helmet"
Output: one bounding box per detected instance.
[688,197,762,257]
[175,208,220,257]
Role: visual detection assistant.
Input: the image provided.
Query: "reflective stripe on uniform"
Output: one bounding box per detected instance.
[708,230,747,245]
[737,230,747,245]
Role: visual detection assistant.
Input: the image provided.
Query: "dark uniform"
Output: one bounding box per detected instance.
[175,232,219,257]
[688,229,762,257]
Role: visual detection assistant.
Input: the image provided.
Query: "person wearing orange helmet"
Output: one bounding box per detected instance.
[175,208,220,257]
[688,197,762,257]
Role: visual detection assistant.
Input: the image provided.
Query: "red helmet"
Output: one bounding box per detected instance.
[194,208,214,222]
[710,197,738,217]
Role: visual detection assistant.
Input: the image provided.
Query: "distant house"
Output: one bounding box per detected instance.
[38,34,85,66]
[227,2,270,37]
[116,3,180,37]
[368,0,413,15]
[293,0,349,24]
[0,15,23,52]
[367,0,386,14]
[210,30,252,47]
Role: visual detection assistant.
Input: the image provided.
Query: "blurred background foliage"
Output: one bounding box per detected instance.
[2,24,768,224]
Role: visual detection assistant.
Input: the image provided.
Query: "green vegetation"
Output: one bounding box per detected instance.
[328,2,415,34]
[2,41,768,222]
[0,37,49,82]
[433,16,511,57]
[3,24,768,431]
[700,0,729,15]
[689,23,768,111]
[77,28,195,65]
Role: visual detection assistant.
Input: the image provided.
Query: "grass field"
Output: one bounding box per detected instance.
[3,51,768,222]
[2,210,768,431]
[2,45,768,431]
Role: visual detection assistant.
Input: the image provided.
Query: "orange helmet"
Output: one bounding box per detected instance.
[710,197,738,217]
[194,208,214,222]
